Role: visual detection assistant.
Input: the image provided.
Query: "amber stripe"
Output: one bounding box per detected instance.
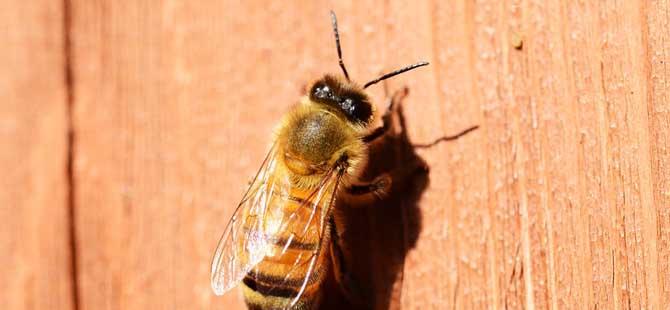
[238,224,319,251]
[242,242,330,300]
[240,192,321,251]
[248,269,304,287]
[286,194,308,205]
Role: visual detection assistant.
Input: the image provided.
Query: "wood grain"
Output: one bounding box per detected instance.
[1,0,665,309]
[0,1,74,309]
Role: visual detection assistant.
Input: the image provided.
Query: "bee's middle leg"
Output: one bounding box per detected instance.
[344,174,392,202]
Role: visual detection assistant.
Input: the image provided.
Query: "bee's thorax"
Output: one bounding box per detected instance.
[284,111,347,164]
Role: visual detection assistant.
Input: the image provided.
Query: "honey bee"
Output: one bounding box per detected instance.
[211,11,428,309]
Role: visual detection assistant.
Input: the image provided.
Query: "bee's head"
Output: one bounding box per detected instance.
[317,10,429,126]
[309,75,373,125]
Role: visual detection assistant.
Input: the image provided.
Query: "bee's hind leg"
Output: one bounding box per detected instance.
[329,217,369,308]
[362,86,409,143]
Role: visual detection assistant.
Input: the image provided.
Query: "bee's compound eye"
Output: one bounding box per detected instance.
[340,94,372,124]
[314,85,331,99]
[341,98,355,115]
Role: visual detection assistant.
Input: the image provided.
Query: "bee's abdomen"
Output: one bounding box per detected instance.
[241,272,322,310]
[241,185,332,309]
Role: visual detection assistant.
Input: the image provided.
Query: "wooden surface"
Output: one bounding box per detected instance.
[0,1,74,309]
[3,0,669,309]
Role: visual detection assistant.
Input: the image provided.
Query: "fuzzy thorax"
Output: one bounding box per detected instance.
[276,101,367,188]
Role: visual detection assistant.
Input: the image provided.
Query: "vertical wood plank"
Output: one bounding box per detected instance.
[396,0,492,308]
[404,0,490,308]
[645,0,670,307]
[69,1,246,308]
[596,1,659,308]
[0,1,73,309]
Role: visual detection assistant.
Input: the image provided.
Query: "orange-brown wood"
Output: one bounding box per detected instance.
[3,0,669,309]
[0,1,74,309]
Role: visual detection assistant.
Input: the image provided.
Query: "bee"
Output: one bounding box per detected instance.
[211,11,428,309]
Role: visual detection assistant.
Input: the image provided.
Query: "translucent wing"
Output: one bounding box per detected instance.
[247,164,346,308]
[210,144,280,295]
[211,141,346,307]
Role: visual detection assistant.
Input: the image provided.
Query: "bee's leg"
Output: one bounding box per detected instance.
[344,161,429,207]
[329,216,367,307]
[362,87,409,143]
[412,125,479,148]
[345,173,392,201]
[340,174,393,208]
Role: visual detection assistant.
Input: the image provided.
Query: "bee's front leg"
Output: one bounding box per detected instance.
[362,86,409,143]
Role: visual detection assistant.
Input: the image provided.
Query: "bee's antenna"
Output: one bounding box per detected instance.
[330,10,350,81]
[363,62,429,89]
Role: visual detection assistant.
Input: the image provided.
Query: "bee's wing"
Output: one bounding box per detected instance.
[253,163,346,308]
[210,144,280,295]
[210,141,346,307]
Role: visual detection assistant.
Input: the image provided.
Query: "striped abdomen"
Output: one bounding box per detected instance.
[242,178,334,310]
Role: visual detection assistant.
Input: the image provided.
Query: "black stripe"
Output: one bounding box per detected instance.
[243,274,301,299]
[244,303,265,310]
[272,234,318,251]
